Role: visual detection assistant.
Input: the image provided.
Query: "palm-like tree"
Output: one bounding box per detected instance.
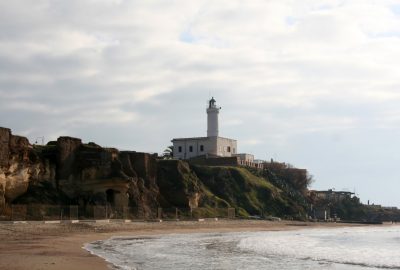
[162,145,173,159]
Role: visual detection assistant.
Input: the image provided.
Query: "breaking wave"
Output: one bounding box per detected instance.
[85,226,400,270]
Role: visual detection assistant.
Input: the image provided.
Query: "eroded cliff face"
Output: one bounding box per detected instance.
[157,160,202,208]
[0,128,55,210]
[0,127,203,217]
[50,138,162,214]
[0,127,165,216]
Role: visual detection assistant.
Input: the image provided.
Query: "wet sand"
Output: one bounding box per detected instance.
[0,220,365,270]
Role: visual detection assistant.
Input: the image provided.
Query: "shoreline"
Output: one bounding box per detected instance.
[0,220,386,270]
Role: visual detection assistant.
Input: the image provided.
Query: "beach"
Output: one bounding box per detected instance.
[0,220,364,270]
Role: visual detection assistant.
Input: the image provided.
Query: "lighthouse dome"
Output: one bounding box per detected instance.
[209,97,217,108]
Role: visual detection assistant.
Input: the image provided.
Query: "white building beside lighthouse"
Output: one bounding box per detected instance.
[171,98,237,160]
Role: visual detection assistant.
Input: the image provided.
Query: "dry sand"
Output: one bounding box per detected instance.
[0,220,364,270]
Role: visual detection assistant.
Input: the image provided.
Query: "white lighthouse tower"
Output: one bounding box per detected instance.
[207,97,220,137]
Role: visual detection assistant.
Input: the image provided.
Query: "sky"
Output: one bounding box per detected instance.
[1,0,400,207]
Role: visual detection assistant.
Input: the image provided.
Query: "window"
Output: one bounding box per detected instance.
[233,148,236,154]
[178,146,182,153]
[227,146,231,152]
[200,145,204,152]
[189,146,193,152]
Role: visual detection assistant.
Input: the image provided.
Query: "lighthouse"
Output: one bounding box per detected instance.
[171,97,237,159]
[207,97,220,137]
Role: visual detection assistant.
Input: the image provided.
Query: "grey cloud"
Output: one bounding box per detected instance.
[1,0,400,206]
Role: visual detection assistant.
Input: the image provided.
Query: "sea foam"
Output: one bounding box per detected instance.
[238,227,400,269]
[85,226,400,270]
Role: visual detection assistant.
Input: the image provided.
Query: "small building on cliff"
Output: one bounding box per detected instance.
[171,98,238,159]
[309,189,355,203]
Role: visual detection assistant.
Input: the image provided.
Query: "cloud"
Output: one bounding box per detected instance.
[2,0,400,206]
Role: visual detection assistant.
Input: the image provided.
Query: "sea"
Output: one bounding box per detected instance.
[85,225,400,270]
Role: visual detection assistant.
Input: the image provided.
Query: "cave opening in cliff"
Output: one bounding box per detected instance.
[106,189,115,206]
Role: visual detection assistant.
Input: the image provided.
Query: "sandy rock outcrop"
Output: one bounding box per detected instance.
[0,128,162,215]
[0,127,55,209]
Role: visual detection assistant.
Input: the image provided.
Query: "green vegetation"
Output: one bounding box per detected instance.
[326,197,400,222]
[335,198,368,220]
[156,159,314,219]
[162,145,173,159]
[190,164,308,218]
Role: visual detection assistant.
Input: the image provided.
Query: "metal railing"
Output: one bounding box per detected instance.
[2,204,236,221]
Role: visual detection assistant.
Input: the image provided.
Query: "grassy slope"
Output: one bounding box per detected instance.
[191,165,305,217]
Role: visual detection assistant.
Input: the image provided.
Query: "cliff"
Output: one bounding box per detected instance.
[0,127,310,219]
[0,128,162,217]
[0,128,55,210]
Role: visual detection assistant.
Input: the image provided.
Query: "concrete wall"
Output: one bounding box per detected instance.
[189,156,240,167]
[216,137,237,157]
[172,137,217,159]
[234,153,254,162]
[172,136,237,159]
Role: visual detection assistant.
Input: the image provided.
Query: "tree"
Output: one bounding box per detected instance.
[162,145,173,159]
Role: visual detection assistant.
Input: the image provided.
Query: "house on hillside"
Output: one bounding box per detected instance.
[309,189,355,203]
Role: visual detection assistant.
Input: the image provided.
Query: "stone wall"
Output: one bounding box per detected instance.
[189,156,240,167]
